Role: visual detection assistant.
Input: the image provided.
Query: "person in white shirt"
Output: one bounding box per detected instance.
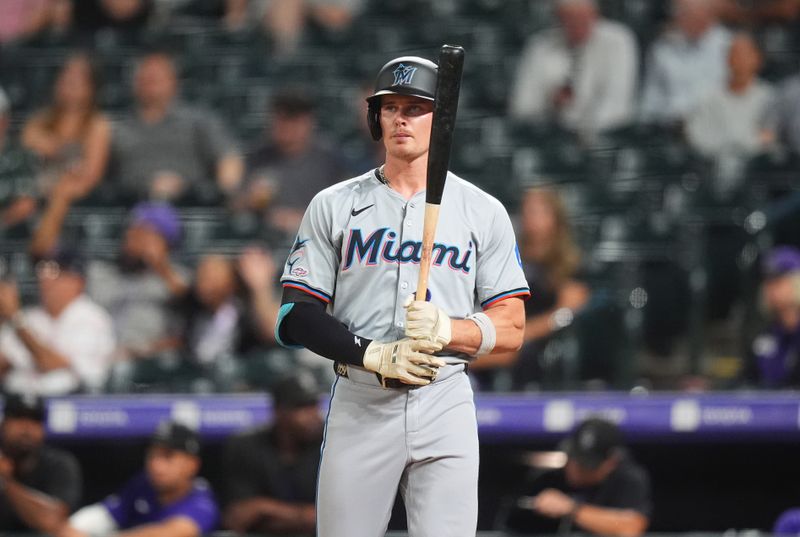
[508,0,639,138]
[685,33,776,160]
[640,0,733,125]
[770,73,800,157]
[0,249,115,395]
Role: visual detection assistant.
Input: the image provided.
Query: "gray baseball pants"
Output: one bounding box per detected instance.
[316,363,479,537]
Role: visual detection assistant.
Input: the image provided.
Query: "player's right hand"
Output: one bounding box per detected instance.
[403,297,452,350]
[362,338,447,386]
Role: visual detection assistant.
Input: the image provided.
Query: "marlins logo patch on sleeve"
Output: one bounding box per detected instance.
[287,238,309,276]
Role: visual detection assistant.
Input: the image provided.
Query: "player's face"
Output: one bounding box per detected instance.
[379,95,434,163]
[145,446,199,493]
[276,405,323,443]
[763,275,800,317]
[0,417,45,458]
[565,457,615,488]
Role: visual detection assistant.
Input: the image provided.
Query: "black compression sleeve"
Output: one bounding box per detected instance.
[278,300,372,367]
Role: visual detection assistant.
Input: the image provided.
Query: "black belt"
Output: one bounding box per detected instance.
[333,361,406,388]
[333,361,468,389]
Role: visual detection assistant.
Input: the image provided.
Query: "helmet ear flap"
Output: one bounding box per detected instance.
[367,101,382,141]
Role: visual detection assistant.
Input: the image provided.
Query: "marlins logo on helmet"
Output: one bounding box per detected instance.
[392,64,418,86]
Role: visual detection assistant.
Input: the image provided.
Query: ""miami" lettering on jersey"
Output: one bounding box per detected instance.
[343,228,472,273]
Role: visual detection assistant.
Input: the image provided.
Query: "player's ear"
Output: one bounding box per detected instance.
[186,454,201,475]
[367,101,382,141]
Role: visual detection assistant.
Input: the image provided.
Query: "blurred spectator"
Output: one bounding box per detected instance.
[0,394,82,535]
[221,373,321,535]
[0,249,116,396]
[182,254,244,367]
[178,249,280,378]
[148,0,193,26]
[0,86,38,233]
[770,69,800,156]
[221,0,365,54]
[235,247,281,344]
[0,0,63,44]
[111,51,243,202]
[239,91,345,237]
[471,188,589,390]
[719,0,800,26]
[73,0,153,37]
[58,420,219,537]
[685,33,776,163]
[509,0,638,139]
[746,246,800,388]
[220,0,262,33]
[22,53,111,203]
[184,254,245,365]
[340,81,385,174]
[86,202,188,363]
[46,0,74,40]
[30,196,190,373]
[307,0,366,35]
[640,0,732,126]
[504,417,652,537]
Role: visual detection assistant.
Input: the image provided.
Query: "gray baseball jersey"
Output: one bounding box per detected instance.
[279,168,529,537]
[279,169,529,351]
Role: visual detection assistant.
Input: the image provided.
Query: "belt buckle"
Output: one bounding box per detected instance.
[382,377,405,389]
[334,361,349,378]
[374,372,405,389]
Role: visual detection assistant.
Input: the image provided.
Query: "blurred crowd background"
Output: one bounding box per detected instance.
[2,0,800,397]
[1,0,800,535]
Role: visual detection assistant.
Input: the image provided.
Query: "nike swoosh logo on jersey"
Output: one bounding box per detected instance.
[351,204,374,217]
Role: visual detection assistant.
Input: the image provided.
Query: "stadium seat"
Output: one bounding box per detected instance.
[65,206,128,256]
[178,207,226,252]
[107,354,213,394]
[509,124,590,186]
[0,248,37,302]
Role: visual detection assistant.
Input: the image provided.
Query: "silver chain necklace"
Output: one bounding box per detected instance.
[377,165,389,185]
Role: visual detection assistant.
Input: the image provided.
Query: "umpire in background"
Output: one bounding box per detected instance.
[0,393,82,534]
[504,417,652,537]
[221,373,322,536]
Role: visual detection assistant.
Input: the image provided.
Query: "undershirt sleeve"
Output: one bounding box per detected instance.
[276,288,371,366]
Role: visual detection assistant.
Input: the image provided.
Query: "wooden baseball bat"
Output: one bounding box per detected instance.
[416,44,465,301]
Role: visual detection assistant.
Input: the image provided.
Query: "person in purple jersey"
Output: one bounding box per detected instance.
[747,246,800,388]
[56,420,219,537]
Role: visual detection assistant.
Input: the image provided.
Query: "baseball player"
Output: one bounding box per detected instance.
[275,55,530,537]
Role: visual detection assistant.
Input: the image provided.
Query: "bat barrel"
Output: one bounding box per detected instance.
[426,45,465,206]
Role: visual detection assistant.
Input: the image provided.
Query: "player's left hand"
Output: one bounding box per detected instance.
[532,489,577,518]
[404,296,452,350]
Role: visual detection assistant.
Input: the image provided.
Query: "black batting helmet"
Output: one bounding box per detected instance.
[366,56,438,141]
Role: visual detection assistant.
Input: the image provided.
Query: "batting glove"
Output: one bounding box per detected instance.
[362,338,447,386]
[404,297,452,350]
